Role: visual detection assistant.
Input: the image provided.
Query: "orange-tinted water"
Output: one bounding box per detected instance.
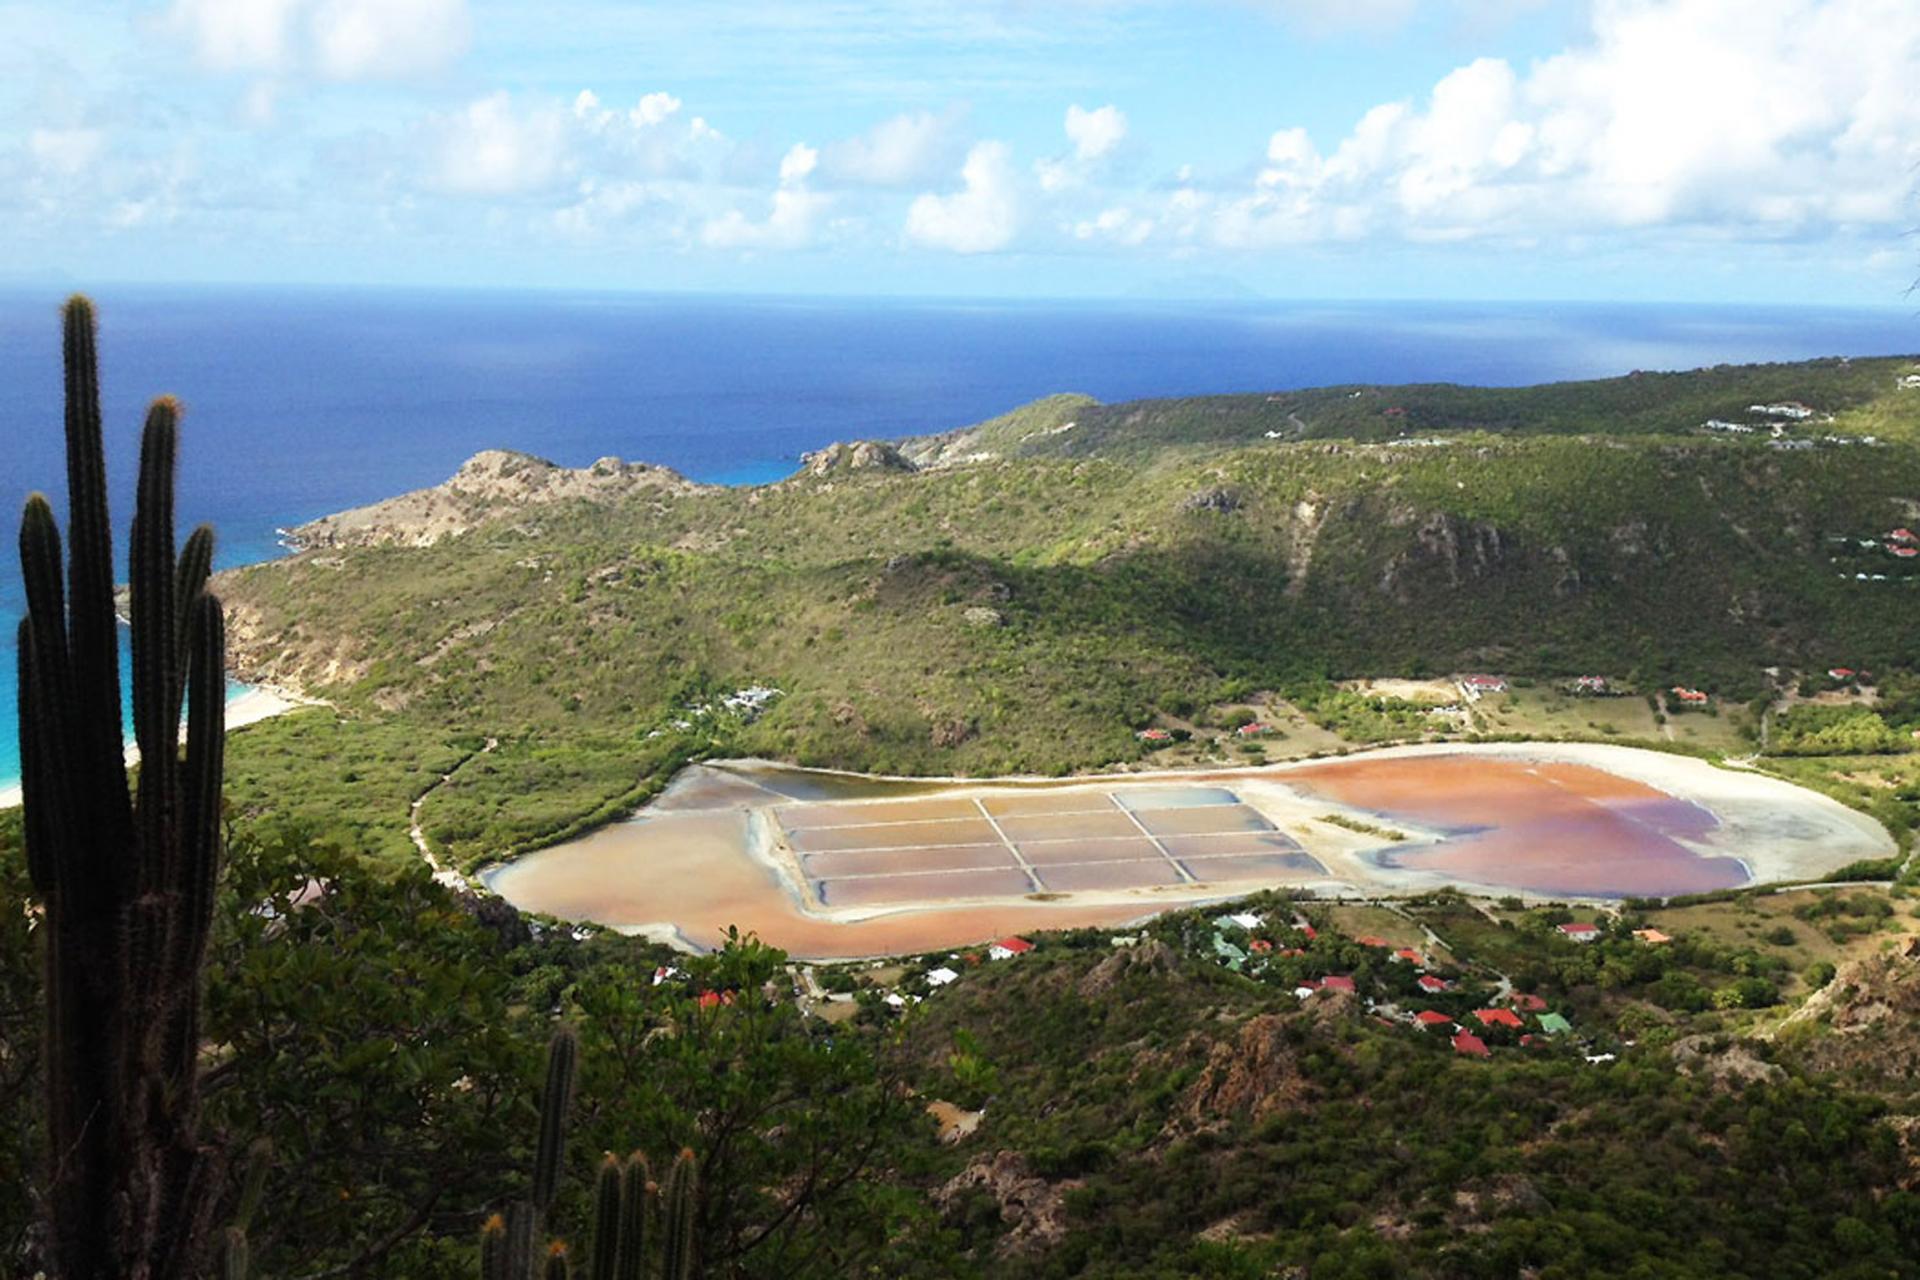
[1284,755,1740,897]
[488,754,1756,959]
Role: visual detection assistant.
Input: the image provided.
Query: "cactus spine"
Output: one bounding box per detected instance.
[19,295,228,1278]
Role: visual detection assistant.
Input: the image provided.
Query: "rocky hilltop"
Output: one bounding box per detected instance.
[286,449,702,550]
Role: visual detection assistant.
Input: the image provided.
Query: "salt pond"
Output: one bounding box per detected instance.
[485,742,1893,960]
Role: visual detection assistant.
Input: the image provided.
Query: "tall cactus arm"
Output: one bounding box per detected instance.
[166,590,226,1082]
[661,1150,698,1280]
[17,497,71,896]
[59,296,133,847]
[533,1026,579,1214]
[174,524,215,709]
[131,397,182,828]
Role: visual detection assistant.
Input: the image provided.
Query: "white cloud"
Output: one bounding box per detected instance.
[1072,205,1153,245]
[701,143,829,250]
[427,93,568,196]
[163,0,468,81]
[1215,0,1920,247]
[28,128,105,176]
[905,140,1021,252]
[310,0,469,79]
[631,92,682,128]
[1064,103,1127,161]
[822,109,961,187]
[778,142,819,184]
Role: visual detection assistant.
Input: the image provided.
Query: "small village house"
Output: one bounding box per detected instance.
[1558,922,1601,942]
[1452,1031,1491,1058]
[989,937,1035,961]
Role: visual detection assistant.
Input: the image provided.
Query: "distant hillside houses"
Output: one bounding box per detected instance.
[1459,674,1507,697]
[1750,401,1814,419]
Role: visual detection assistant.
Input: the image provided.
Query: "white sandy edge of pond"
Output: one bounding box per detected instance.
[0,684,323,811]
[712,740,1899,896]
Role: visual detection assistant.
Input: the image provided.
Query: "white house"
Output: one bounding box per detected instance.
[926,967,960,987]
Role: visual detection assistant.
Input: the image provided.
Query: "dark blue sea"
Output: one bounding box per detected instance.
[3,286,1917,790]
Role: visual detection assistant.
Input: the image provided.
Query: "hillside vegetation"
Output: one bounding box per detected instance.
[216,356,1920,868]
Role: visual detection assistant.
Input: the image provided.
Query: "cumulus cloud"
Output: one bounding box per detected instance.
[426,93,568,195]
[905,140,1021,252]
[1064,104,1127,161]
[701,143,829,250]
[163,0,469,81]
[821,109,962,187]
[1214,0,1920,247]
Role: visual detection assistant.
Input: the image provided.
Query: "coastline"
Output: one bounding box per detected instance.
[0,682,319,811]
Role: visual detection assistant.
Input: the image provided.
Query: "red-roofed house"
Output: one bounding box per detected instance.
[1136,728,1172,743]
[1475,1008,1524,1029]
[1236,722,1269,737]
[1558,922,1601,942]
[1249,938,1274,954]
[1452,1031,1491,1058]
[1633,928,1672,945]
[1414,1010,1454,1030]
[1321,975,1357,993]
[1417,975,1452,994]
[1393,948,1424,965]
[1302,925,1318,941]
[989,937,1035,960]
[1508,992,1547,1012]
[1460,674,1508,694]
[1894,546,1919,559]
[697,990,735,1010]
[1355,935,1390,948]
[1670,687,1709,704]
[1829,668,1857,681]
[1889,528,1916,544]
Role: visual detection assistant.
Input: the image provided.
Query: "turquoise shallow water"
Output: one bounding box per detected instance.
[4,287,1917,792]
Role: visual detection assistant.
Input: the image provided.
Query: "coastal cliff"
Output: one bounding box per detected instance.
[285,449,703,550]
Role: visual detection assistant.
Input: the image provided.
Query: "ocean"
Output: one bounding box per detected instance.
[2,286,1917,791]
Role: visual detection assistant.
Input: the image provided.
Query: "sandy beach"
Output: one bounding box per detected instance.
[0,683,318,810]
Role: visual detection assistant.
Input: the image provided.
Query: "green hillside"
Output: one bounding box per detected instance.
[214,357,1920,869]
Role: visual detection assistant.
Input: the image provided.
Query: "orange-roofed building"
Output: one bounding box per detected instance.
[1452,1031,1491,1058]
[1475,1008,1524,1029]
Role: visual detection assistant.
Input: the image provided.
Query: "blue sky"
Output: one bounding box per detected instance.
[3,0,1917,302]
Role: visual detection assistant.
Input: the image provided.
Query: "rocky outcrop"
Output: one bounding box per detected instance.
[1379,511,1515,599]
[1076,939,1180,999]
[1175,1011,1315,1128]
[1784,944,1920,1093]
[1182,486,1241,514]
[286,450,700,549]
[799,440,916,477]
[935,1151,1076,1256]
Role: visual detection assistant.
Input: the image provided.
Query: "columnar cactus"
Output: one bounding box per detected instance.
[18,295,228,1277]
[484,1031,702,1278]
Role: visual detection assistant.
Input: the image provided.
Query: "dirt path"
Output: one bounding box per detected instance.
[410,737,497,888]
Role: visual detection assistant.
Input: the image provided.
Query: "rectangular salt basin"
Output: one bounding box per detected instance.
[1015,836,1163,867]
[788,818,999,853]
[800,843,1019,878]
[1037,861,1187,892]
[995,811,1140,843]
[816,867,1036,907]
[775,797,983,829]
[1135,805,1276,838]
[1157,831,1305,860]
[1115,787,1240,812]
[1179,852,1327,882]
[978,791,1118,818]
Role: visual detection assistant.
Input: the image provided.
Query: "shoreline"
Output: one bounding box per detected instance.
[0,682,321,811]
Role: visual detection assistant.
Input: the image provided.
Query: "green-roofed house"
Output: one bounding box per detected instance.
[1212,934,1248,971]
[1538,1012,1573,1036]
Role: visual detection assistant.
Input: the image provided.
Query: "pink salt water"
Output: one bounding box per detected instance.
[1283,755,1742,897]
